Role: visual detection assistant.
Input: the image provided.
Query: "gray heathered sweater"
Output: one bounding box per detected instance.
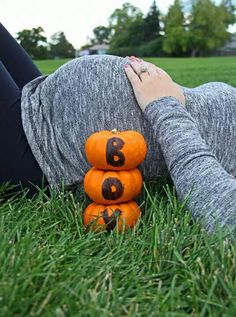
[21,55,236,234]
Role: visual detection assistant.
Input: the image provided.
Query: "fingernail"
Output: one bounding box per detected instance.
[124,64,130,68]
[131,56,141,61]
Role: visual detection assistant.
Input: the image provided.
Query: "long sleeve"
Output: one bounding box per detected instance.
[144,96,236,234]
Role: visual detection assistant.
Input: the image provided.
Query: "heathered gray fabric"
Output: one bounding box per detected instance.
[144,95,236,234]
[21,55,168,188]
[21,55,236,233]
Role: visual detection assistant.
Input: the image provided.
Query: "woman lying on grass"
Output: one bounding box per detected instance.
[1,23,236,235]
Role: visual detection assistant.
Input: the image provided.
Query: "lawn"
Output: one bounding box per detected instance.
[35,56,236,87]
[0,57,236,317]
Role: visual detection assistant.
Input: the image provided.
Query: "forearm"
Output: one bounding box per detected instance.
[144,96,236,234]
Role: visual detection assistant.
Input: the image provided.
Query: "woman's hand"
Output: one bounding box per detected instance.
[124,58,185,112]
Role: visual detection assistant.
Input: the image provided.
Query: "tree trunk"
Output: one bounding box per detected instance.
[191,48,198,57]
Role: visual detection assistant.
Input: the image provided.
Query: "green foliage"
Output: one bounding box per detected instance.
[108,2,143,51]
[16,28,75,60]
[16,1,236,59]
[163,0,236,57]
[188,0,234,56]
[219,0,236,26]
[49,32,75,59]
[108,45,140,57]
[16,27,48,59]
[108,1,162,57]
[107,38,164,58]
[108,2,143,34]
[163,0,189,56]
[142,0,161,42]
[91,26,112,45]
[96,0,236,57]
[123,15,146,46]
[137,37,164,57]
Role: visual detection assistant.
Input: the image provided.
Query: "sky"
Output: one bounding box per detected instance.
[0,0,235,49]
[1,0,172,48]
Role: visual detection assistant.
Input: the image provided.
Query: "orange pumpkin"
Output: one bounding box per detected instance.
[85,129,147,170]
[83,200,141,232]
[84,167,142,204]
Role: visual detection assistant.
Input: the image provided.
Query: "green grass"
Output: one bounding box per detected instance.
[35,59,71,75]
[35,56,236,87]
[1,57,236,316]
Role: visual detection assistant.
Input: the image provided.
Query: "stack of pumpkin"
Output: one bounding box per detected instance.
[83,129,147,232]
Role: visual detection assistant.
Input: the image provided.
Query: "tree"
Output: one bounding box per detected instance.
[108,2,143,51]
[143,1,161,42]
[91,26,111,45]
[122,15,146,46]
[218,0,236,26]
[163,0,188,56]
[188,0,236,56]
[16,27,48,59]
[49,32,75,58]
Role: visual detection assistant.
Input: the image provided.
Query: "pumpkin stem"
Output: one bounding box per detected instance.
[111,128,118,133]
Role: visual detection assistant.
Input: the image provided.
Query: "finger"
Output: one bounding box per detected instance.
[138,61,151,80]
[130,56,142,62]
[143,62,158,76]
[124,64,141,87]
[129,61,150,78]
[139,70,150,82]
[125,56,142,63]
[145,62,171,79]
[151,65,171,78]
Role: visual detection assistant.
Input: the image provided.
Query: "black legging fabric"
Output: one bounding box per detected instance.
[0,23,49,197]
